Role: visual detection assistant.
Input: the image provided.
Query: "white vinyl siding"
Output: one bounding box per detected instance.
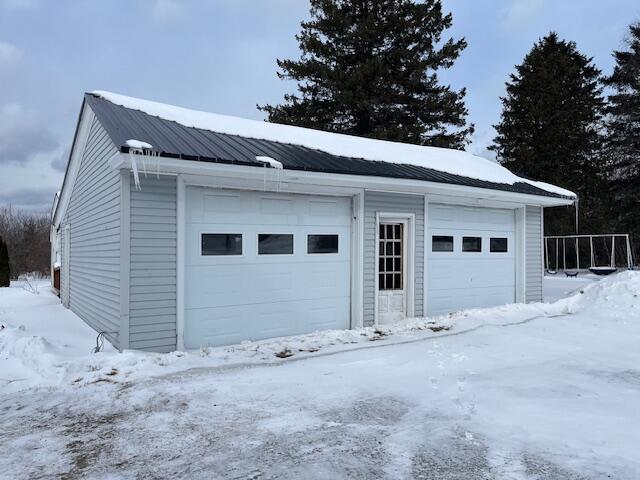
[525,206,543,303]
[60,112,121,347]
[129,174,177,352]
[363,192,424,326]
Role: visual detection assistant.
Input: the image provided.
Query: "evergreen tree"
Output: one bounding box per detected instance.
[603,22,640,259]
[259,0,473,149]
[490,33,606,235]
[0,236,10,287]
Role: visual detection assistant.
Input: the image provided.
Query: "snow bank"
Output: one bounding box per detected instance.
[0,281,115,393]
[554,270,640,316]
[3,272,636,393]
[91,91,575,197]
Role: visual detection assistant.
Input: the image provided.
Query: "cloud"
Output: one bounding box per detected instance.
[50,147,70,172]
[0,186,55,212]
[501,0,544,28]
[0,103,59,164]
[0,41,21,66]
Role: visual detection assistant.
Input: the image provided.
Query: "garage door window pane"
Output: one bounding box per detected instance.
[463,237,482,252]
[307,234,339,254]
[202,234,242,256]
[258,234,294,255]
[490,237,508,252]
[432,235,453,252]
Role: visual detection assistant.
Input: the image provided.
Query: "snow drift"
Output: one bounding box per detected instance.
[1,272,636,393]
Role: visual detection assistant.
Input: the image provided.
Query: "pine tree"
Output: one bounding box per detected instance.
[603,22,640,258]
[0,236,10,287]
[490,33,607,235]
[259,0,473,149]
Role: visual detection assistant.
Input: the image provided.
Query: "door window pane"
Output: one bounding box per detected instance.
[307,234,339,254]
[490,237,508,253]
[432,235,454,252]
[462,236,482,252]
[202,234,242,256]
[378,222,403,291]
[258,234,293,255]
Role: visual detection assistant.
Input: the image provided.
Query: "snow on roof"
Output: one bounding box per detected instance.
[255,155,283,169]
[92,91,576,198]
[125,139,153,150]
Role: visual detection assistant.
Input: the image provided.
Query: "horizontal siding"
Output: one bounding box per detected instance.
[526,206,543,303]
[62,113,121,348]
[363,191,425,326]
[129,174,177,352]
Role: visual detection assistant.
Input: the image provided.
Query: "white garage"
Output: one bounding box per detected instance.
[184,187,352,348]
[426,204,516,316]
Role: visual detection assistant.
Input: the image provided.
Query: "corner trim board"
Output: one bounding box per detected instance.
[423,195,429,316]
[350,191,365,329]
[176,175,186,351]
[119,170,130,350]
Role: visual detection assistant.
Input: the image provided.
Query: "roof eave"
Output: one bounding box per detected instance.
[111,152,576,207]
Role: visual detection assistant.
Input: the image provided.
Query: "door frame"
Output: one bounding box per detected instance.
[374,212,415,325]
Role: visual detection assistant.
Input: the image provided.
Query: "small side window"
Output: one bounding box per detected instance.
[202,233,242,256]
[462,236,482,252]
[258,234,294,255]
[490,237,508,253]
[308,234,339,254]
[432,235,454,252]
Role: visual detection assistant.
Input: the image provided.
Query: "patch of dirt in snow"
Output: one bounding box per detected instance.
[407,423,492,480]
[325,395,410,427]
[522,454,591,480]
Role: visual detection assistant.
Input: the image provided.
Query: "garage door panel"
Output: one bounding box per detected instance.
[185,188,351,348]
[429,287,514,316]
[186,262,348,309]
[185,297,350,347]
[429,259,515,290]
[427,204,516,316]
[429,205,514,232]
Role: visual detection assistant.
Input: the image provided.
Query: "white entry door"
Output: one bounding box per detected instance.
[184,188,352,348]
[377,220,408,324]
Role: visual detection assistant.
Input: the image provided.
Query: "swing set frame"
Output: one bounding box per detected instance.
[544,234,634,272]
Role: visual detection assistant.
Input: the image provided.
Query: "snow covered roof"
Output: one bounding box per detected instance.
[86,91,576,199]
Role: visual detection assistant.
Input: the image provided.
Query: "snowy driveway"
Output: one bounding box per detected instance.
[2,274,640,479]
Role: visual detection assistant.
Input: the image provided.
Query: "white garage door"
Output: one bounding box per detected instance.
[185,187,351,348]
[427,204,515,316]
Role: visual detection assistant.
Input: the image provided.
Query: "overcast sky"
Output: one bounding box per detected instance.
[1,0,638,211]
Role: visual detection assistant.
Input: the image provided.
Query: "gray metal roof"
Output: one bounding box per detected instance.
[85,93,569,199]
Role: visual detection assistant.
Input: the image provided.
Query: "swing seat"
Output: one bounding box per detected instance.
[565,270,579,277]
[589,267,617,276]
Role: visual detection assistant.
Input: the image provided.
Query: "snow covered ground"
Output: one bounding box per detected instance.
[1,273,639,479]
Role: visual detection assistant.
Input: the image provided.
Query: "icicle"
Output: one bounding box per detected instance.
[141,153,148,178]
[130,153,141,190]
[125,140,155,191]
